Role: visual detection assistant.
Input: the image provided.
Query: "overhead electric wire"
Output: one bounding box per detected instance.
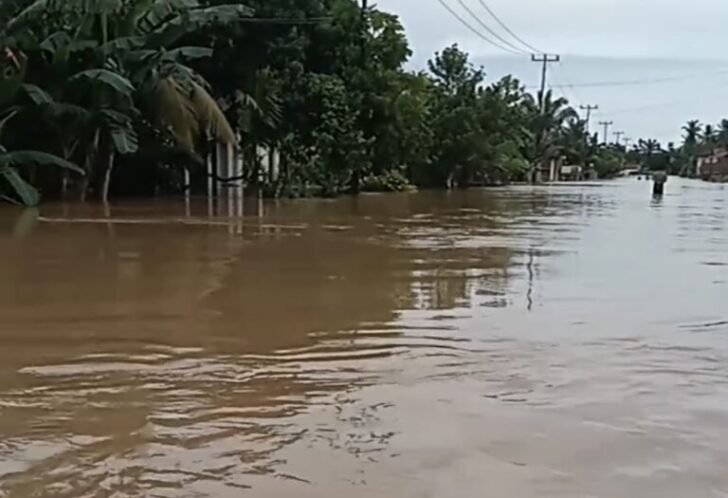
[550,68,582,107]
[453,0,530,55]
[600,77,728,116]
[601,101,680,116]
[553,63,587,106]
[542,67,728,89]
[435,0,526,56]
[475,0,542,54]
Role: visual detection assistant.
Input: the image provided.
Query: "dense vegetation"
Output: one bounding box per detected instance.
[0,0,632,206]
[627,120,728,178]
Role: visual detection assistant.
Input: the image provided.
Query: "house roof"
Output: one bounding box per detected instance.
[698,147,728,158]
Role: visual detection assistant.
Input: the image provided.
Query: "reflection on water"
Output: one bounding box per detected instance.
[1,179,728,497]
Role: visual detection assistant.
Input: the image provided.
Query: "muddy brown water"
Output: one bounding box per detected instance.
[1,178,728,497]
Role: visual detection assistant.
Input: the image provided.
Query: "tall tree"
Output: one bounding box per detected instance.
[523,90,578,180]
[681,119,702,177]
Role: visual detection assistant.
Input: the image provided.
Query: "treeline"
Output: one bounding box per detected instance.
[0,0,624,206]
[628,120,728,177]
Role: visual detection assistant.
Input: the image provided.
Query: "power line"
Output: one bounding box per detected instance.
[475,0,542,53]
[543,67,728,89]
[598,120,613,144]
[453,0,529,54]
[549,71,578,105]
[580,104,599,134]
[532,54,560,109]
[435,0,525,55]
[600,101,679,116]
[551,63,583,106]
[598,76,728,117]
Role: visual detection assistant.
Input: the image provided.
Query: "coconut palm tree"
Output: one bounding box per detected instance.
[637,138,662,171]
[682,119,702,149]
[681,120,703,177]
[718,119,728,146]
[523,90,578,179]
[560,117,589,165]
[704,124,717,144]
[702,123,719,159]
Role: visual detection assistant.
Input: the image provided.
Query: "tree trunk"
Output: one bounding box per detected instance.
[101,149,115,204]
[80,130,101,202]
[277,151,289,197]
[79,175,90,202]
[61,171,68,198]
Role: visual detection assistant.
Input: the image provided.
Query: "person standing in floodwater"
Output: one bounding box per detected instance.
[653,171,668,195]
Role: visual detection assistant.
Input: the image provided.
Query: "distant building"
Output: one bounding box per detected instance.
[697,147,728,181]
[560,165,583,181]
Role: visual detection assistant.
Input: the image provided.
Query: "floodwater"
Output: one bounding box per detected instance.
[1,178,728,497]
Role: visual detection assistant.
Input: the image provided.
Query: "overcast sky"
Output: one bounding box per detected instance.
[377,0,728,144]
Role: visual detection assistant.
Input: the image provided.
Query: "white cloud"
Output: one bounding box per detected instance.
[374,0,728,143]
[378,0,728,60]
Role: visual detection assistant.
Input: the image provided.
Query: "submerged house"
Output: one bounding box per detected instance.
[697,147,728,181]
[535,158,589,182]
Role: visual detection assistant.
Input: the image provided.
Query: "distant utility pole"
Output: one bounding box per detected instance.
[623,137,633,150]
[613,131,625,146]
[580,105,599,134]
[598,121,613,144]
[531,54,560,110]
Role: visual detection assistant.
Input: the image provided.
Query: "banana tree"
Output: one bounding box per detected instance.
[0,110,83,206]
[0,146,85,205]
[2,0,252,201]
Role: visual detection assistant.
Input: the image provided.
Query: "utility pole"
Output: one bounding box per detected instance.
[531,54,560,110]
[613,131,625,146]
[580,105,599,134]
[598,121,613,144]
[623,137,633,151]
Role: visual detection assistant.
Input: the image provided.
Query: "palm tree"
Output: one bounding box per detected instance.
[560,117,588,165]
[704,124,717,144]
[682,119,702,149]
[637,138,662,170]
[718,119,728,145]
[523,90,578,180]
[702,123,719,159]
[682,119,703,177]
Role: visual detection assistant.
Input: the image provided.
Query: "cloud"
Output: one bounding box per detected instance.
[378,0,728,60]
[374,0,728,143]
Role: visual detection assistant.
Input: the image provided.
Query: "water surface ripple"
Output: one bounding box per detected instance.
[1,179,727,497]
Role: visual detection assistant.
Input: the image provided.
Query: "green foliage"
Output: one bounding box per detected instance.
[593,147,623,179]
[362,169,415,193]
[0,0,245,202]
[0,146,83,205]
[1,0,637,204]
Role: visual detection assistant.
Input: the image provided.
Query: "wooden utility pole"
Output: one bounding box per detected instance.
[580,104,599,134]
[598,120,613,144]
[531,54,560,110]
[623,137,633,151]
[613,131,625,146]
